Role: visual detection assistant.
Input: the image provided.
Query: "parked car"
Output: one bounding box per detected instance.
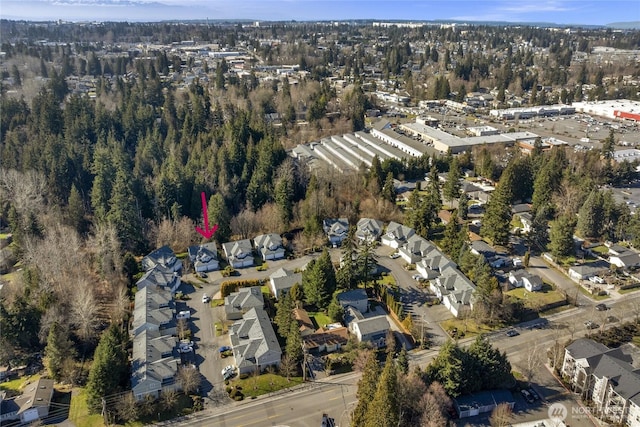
[177,345,193,354]
[197,272,208,279]
[177,310,191,320]
[506,329,519,337]
[584,320,599,329]
[389,253,400,259]
[528,388,540,400]
[512,258,523,267]
[520,389,535,403]
[222,365,236,380]
[218,345,231,353]
[202,293,211,303]
[589,275,604,284]
[412,274,423,281]
[595,303,608,311]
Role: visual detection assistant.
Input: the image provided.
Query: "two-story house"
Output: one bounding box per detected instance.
[188,242,219,273]
[253,233,286,261]
[222,239,255,268]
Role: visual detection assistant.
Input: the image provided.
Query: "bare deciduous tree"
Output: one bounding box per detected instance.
[177,366,201,395]
[279,354,297,381]
[489,403,513,427]
[231,208,260,240]
[72,283,100,345]
[176,318,190,341]
[352,349,374,372]
[520,341,542,382]
[160,389,178,412]
[117,393,139,423]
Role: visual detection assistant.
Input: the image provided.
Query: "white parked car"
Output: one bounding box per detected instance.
[176,310,191,320]
[412,274,423,281]
[221,365,236,379]
[389,253,400,259]
[202,293,211,303]
[589,275,604,284]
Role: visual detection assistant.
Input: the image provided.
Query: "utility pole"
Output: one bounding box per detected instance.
[101,397,109,427]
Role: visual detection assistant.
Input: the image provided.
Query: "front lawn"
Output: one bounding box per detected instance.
[377,274,397,287]
[505,283,566,310]
[440,318,498,339]
[308,311,333,329]
[230,373,303,399]
[69,388,105,427]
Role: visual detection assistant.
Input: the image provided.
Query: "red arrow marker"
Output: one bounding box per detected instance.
[195,192,218,239]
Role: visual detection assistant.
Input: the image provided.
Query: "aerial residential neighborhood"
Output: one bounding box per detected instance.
[1,4,640,427]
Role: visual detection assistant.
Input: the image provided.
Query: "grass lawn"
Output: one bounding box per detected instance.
[210,298,225,307]
[440,318,498,338]
[619,286,640,294]
[69,388,105,427]
[377,275,397,287]
[231,373,303,399]
[576,284,610,301]
[0,374,41,394]
[591,246,610,255]
[506,283,567,310]
[308,311,333,329]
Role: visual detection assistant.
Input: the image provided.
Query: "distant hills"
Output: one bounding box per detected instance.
[606,21,640,29]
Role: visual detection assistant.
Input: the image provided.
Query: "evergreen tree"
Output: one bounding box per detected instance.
[396,348,409,375]
[381,172,396,204]
[369,155,383,194]
[327,296,345,322]
[275,291,294,335]
[549,214,576,259]
[577,190,604,239]
[44,322,75,381]
[468,335,512,390]
[601,129,615,160]
[458,192,469,220]
[351,351,381,427]
[482,183,512,246]
[207,193,231,244]
[285,318,303,363]
[302,249,336,308]
[443,158,461,204]
[441,210,461,257]
[107,166,143,252]
[86,325,129,413]
[364,353,399,427]
[67,184,85,233]
[336,228,357,290]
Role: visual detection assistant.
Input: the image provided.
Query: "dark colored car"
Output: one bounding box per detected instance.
[506,329,520,337]
[218,345,231,353]
[595,303,608,311]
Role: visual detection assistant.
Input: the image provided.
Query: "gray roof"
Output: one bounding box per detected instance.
[269,268,302,295]
[470,240,496,257]
[134,285,173,311]
[566,338,613,360]
[337,289,368,306]
[142,245,181,272]
[355,218,384,241]
[229,307,282,369]
[14,378,54,415]
[136,266,179,292]
[353,315,390,336]
[383,221,415,242]
[222,239,254,261]
[132,329,177,365]
[323,218,349,238]
[188,242,218,265]
[225,287,264,316]
[591,354,640,404]
[254,233,283,251]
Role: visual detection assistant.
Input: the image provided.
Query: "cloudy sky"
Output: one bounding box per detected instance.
[2,0,638,25]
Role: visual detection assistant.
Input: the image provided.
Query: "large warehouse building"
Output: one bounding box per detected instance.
[573,100,640,122]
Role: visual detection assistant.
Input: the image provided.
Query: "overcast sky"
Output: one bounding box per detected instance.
[2,0,638,25]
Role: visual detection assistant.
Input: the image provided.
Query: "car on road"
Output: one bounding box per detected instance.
[218,345,231,353]
[520,389,535,404]
[412,274,423,281]
[389,253,400,259]
[585,320,599,329]
[176,310,191,320]
[202,293,211,303]
[506,329,519,337]
[595,303,608,311]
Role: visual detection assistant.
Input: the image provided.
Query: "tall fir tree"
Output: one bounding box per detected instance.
[364,353,399,427]
[351,352,381,427]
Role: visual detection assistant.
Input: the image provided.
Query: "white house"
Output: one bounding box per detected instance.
[323,218,349,246]
[2,378,55,424]
[253,233,286,261]
[430,266,476,317]
[188,242,219,272]
[355,218,384,243]
[345,306,390,349]
[610,252,640,269]
[222,239,255,268]
[269,267,302,300]
[381,221,415,249]
[399,235,437,264]
[509,270,543,292]
[136,266,181,294]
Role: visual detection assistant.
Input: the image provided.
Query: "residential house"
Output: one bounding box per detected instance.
[336,289,368,313]
[399,235,437,264]
[470,240,496,259]
[253,233,286,261]
[415,259,442,280]
[136,266,181,294]
[430,266,476,317]
[355,218,384,243]
[561,338,640,426]
[302,326,349,354]
[381,221,415,249]
[438,209,452,225]
[610,251,640,269]
[225,286,264,320]
[323,218,349,246]
[293,308,316,337]
[131,286,176,337]
[269,268,302,300]
[509,270,543,292]
[131,330,181,401]
[222,239,255,268]
[6,378,55,424]
[142,245,182,274]
[0,391,19,424]
[345,307,390,349]
[516,212,533,233]
[188,242,219,272]
[229,307,282,374]
[608,244,629,257]
[568,261,609,281]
